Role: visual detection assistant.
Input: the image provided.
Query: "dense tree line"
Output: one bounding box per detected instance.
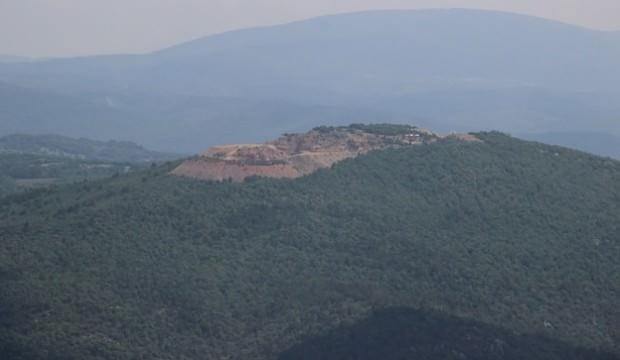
[0,132,618,359]
[0,153,144,197]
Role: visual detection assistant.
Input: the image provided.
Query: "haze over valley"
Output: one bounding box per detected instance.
[1,9,619,156]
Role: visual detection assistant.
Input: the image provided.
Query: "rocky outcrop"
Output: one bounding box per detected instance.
[171,125,477,182]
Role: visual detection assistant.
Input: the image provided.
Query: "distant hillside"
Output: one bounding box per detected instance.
[2,10,619,96]
[517,132,620,159]
[0,134,180,198]
[0,82,386,153]
[0,9,619,153]
[0,176,17,198]
[0,153,144,198]
[0,55,31,63]
[0,134,181,163]
[0,130,618,359]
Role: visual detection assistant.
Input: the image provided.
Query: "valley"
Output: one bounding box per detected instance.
[0,134,181,198]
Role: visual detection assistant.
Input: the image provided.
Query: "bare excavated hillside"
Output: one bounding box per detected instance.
[172,124,478,182]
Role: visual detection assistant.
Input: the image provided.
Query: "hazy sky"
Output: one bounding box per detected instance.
[1,0,619,57]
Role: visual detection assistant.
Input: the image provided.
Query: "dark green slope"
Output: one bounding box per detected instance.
[0,133,618,359]
[279,307,618,360]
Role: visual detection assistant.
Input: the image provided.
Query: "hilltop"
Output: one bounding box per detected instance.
[0,129,618,359]
[172,124,462,181]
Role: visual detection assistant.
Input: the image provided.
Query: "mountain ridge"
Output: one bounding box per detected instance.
[3,9,619,96]
[1,130,618,359]
[0,9,619,154]
[159,8,616,57]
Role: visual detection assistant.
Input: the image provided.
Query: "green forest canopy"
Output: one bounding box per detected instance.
[0,132,618,359]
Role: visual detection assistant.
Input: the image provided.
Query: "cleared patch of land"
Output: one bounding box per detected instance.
[172,124,475,181]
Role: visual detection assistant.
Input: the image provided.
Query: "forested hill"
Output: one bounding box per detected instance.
[0,134,180,198]
[0,134,181,163]
[0,132,618,359]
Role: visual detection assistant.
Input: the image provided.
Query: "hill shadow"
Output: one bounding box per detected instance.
[278,307,619,360]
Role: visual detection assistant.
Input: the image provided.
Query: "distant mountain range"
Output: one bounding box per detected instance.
[0,81,386,153]
[0,55,32,63]
[0,9,619,155]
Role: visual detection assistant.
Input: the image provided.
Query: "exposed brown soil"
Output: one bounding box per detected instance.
[171,126,479,182]
[446,133,483,142]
